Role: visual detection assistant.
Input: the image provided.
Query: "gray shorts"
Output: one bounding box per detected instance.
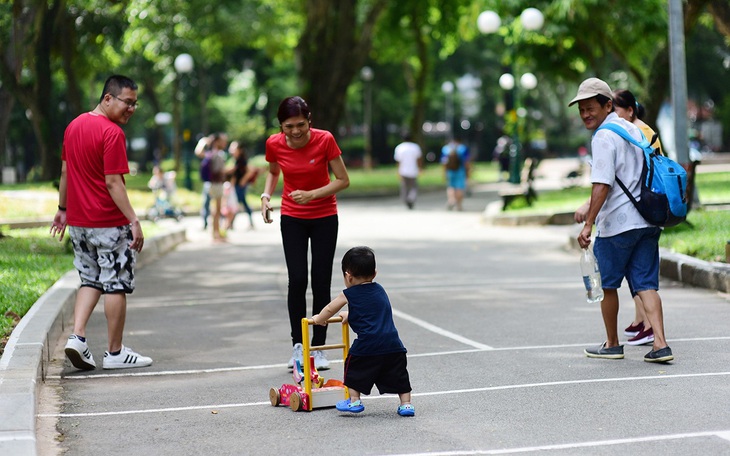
[68,225,136,294]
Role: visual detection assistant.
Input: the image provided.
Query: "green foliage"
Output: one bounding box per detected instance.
[208,68,266,143]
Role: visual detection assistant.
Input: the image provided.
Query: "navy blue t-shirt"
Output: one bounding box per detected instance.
[343,282,407,356]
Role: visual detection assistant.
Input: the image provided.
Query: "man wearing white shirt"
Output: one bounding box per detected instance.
[571,77,673,364]
[393,133,423,209]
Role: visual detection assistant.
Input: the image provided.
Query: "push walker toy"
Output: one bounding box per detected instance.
[269,316,350,411]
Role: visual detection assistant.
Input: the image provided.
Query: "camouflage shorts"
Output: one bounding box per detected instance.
[68,225,136,294]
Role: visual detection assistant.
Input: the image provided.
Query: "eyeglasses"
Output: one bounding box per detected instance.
[111,95,140,109]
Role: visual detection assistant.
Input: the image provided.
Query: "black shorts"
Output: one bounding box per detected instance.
[343,352,411,395]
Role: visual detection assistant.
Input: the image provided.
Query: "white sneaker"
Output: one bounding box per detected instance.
[287,343,303,370]
[64,334,96,370]
[102,345,153,369]
[313,350,330,370]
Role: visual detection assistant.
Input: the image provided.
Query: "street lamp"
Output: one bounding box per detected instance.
[360,66,374,170]
[441,81,454,141]
[478,7,544,184]
[174,53,194,190]
[154,111,172,164]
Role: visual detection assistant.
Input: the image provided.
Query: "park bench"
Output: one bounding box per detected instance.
[499,157,538,210]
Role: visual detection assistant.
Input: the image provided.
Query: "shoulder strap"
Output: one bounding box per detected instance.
[596,122,652,154]
[595,122,647,213]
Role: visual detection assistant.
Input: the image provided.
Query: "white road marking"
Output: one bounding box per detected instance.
[50,336,730,380]
[379,430,730,455]
[392,308,494,350]
[40,370,730,418]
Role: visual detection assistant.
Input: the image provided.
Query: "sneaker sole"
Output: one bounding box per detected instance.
[584,350,624,359]
[626,336,654,346]
[64,347,95,370]
[102,361,152,369]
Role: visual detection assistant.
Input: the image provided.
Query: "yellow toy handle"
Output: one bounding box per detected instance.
[300,316,351,410]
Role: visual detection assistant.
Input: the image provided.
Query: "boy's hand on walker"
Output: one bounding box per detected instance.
[312,314,327,326]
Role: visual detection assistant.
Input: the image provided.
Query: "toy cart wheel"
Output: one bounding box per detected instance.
[269,387,280,407]
[290,392,303,411]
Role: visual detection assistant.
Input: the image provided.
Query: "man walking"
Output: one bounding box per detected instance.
[51,75,153,370]
[393,133,422,209]
[571,77,673,363]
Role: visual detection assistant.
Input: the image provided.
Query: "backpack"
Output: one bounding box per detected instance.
[596,122,688,227]
[200,153,213,182]
[445,147,461,171]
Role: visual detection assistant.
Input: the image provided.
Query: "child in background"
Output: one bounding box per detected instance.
[312,246,414,416]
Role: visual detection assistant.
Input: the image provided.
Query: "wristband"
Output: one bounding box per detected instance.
[261,193,271,200]
[58,205,66,211]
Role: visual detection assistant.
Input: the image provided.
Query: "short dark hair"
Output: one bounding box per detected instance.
[595,94,615,112]
[100,75,138,103]
[277,96,312,124]
[341,246,376,278]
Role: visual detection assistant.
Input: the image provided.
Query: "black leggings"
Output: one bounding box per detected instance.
[280,214,338,346]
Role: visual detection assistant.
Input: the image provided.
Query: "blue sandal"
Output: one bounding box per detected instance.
[336,398,364,413]
[397,404,415,416]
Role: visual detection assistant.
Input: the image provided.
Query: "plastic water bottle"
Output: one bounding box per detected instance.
[580,248,604,303]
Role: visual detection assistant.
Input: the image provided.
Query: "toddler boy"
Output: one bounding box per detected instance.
[312,246,414,416]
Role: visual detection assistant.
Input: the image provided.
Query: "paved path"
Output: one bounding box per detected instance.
[30,182,730,456]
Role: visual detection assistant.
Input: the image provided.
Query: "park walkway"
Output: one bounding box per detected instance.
[29,182,730,455]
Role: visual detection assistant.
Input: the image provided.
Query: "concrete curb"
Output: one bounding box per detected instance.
[484,201,730,294]
[563,226,729,294]
[0,228,187,455]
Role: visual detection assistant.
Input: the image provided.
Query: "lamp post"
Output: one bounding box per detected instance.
[441,81,455,141]
[154,111,172,164]
[478,7,544,184]
[360,66,374,170]
[174,53,194,190]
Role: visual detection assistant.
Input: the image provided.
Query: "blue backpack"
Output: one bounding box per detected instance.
[596,122,688,227]
[199,152,212,182]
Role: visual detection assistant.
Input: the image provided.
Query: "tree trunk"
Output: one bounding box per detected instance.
[407,11,429,153]
[35,0,64,181]
[296,0,387,136]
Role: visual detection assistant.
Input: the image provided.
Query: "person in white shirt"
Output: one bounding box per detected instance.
[393,133,422,209]
[571,77,673,364]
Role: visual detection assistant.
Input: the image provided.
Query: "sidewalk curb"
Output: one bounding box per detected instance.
[565,229,729,294]
[0,228,186,455]
[484,202,730,294]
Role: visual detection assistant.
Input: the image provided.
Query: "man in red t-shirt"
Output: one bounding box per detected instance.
[51,75,152,371]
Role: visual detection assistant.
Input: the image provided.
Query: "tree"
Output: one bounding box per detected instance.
[295,0,388,136]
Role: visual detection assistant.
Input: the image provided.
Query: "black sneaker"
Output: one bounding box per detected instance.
[584,342,624,359]
[644,346,674,363]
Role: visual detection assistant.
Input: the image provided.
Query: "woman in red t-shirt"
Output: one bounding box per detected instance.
[261,96,350,371]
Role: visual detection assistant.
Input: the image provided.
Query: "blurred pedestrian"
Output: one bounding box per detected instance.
[51,74,152,371]
[227,140,256,230]
[195,133,228,241]
[571,77,673,363]
[393,133,422,209]
[260,96,350,370]
[440,137,469,210]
